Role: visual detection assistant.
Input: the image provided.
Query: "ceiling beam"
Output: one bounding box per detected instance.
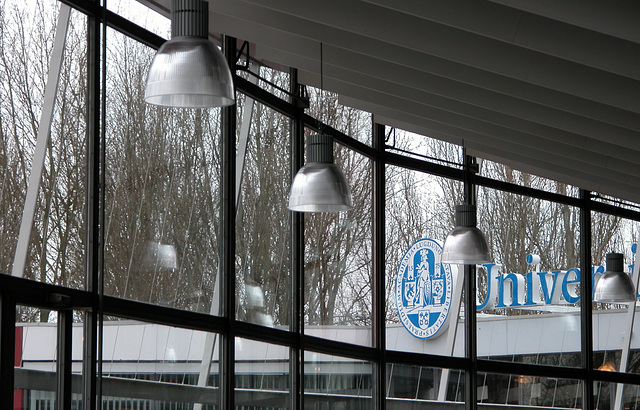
[487,0,640,43]
[357,0,640,79]
[208,2,640,131]
[219,0,640,112]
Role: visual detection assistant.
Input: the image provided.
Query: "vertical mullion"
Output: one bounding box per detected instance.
[0,295,15,409]
[98,0,108,405]
[464,153,478,410]
[221,35,237,410]
[289,68,305,410]
[373,122,386,410]
[83,0,101,408]
[57,310,73,410]
[580,189,594,410]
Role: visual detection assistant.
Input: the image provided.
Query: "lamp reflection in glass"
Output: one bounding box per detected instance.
[598,361,616,372]
[244,283,274,327]
[441,204,490,265]
[288,133,353,212]
[594,252,636,303]
[142,241,178,270]
[144,0,234,108]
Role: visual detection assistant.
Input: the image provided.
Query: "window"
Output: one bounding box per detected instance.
[1,2,640,410]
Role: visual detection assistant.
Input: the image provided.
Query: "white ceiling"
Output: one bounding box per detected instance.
[141,0,640,203]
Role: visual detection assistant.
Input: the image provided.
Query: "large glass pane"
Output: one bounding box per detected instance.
[235,338,289,408]
[386,363,464,408]
[477,187,581,367]
[72,311,83,408]
[386,165,464,355]
[307,87,372,146]
[237,65,291,102]
[478,372,583,408]
[304,141,373,346]
[384,126,462,167]
[0,1,87,287]
[304,351,372,409]
[592,193,640,213]
[236,98,291,328]
[594,381,640,410]
[104,28,220,313]
[15,306,58,410]
[101,319,220,408]
[591,211,640,373]
[478,158,579,197]
[107,0,170,39]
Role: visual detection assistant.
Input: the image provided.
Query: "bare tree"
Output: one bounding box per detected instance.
[303,90,373,327]
[102,30,220,312]
[235,72,292,325]
[0,1,86,299]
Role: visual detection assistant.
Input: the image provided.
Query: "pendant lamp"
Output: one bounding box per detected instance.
[144,0,234,108]
[594,252,636,303]
[441,204,490,265]
[288,133,353,212]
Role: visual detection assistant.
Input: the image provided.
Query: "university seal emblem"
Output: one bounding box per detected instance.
[395,238,453,339]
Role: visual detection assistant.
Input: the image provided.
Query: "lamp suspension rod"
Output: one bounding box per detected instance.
[320,42,325,126]
[462,145,479,207]
[320,42,324,93]
[462,145,471,205]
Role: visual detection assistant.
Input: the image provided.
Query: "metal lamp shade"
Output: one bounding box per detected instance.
[594,253,636,303]
[145,37,234,108]
[441,204,491,265]
[288,133,353,213]
[144,0,234,108]
[288,162,353,212]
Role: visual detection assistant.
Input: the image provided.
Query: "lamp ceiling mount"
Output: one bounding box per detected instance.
[288,133,353,213]
[144,0,234,108]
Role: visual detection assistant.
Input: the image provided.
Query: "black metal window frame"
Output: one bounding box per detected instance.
[3,1,640,409]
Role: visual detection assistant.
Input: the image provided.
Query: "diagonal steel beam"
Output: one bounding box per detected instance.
[12,5,71,278]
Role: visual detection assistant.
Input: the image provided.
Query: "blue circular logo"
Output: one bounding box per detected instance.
[395,239,453,339]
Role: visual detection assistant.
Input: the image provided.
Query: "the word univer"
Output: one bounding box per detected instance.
[476,256,637,311]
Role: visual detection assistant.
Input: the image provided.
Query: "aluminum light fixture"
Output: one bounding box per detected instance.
[594,252,636,303]
[144,0,234,108]
[441,204,490,265]
[288,133,353,212]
